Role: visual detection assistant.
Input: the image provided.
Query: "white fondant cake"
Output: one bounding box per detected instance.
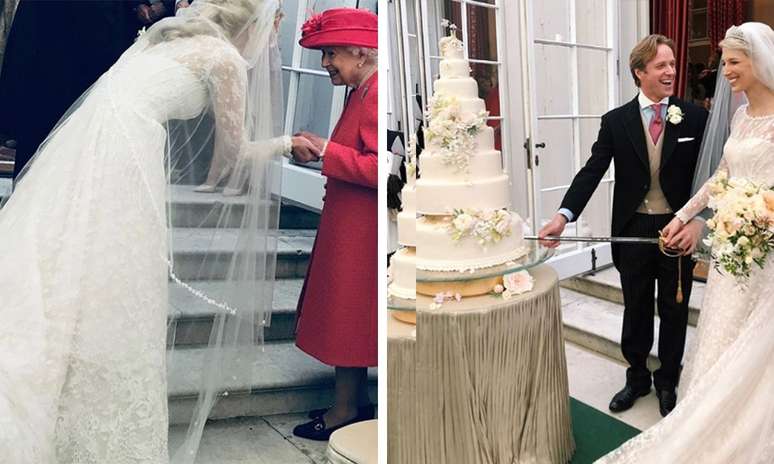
[388,247,416,299]
[415,31,526,272]
[397,184,416,247]
[389,138,418,300]
[415,214,525,271]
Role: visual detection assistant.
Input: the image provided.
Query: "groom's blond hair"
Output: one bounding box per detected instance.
[629,34,676,87]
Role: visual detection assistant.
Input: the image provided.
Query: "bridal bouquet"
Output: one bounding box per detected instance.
[704,171,774,282]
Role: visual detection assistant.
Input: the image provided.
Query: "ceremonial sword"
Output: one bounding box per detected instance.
[525,235,664,246]
[523,235,686,302]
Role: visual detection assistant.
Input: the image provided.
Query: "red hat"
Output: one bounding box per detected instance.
[299,8,378,50]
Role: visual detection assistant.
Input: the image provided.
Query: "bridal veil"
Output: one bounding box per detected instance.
[0,0,286,462]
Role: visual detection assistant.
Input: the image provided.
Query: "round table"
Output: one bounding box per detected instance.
[389,264,575,464]
[387,316,417,464]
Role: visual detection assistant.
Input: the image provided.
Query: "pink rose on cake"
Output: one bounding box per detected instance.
[502,270,534,298]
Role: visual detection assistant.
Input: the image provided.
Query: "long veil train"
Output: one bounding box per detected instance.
[0,1,286,462]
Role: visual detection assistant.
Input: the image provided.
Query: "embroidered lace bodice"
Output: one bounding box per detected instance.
[676,105,774,223]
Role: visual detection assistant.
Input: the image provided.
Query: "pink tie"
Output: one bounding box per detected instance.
[648,103,663,144]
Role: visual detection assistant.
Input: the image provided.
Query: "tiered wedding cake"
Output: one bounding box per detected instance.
[415,31,526,278]
[388,143,417,300]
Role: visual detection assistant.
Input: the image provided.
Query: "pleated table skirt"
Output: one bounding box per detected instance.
[388,264,574,464]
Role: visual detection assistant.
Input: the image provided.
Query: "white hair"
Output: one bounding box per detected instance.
[347,46,378,64]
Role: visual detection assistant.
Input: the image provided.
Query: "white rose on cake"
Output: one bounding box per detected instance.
[452,213,475,233]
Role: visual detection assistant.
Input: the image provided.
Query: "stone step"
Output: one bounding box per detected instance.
[166,342,377,425]
[169,185,320,229]
[560,287,696,372]
[0,177,10,204]
[560,265,704,327]
[171,228,315,280]
[168,279,304,345]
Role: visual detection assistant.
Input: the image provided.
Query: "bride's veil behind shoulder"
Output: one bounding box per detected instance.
[7,0,285,461]
[156,1,287,461]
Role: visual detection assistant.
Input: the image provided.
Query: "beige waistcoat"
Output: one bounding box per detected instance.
[636,115,672,214]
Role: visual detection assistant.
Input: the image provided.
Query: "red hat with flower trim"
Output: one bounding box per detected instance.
[298,8,378,50]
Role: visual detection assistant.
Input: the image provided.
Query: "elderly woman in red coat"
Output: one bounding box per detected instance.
[289,8,378,441]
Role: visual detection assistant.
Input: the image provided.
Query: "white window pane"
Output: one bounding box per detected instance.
[577,48,609,114]
[537,119,574,189]
[293,74,335,135]
[582,187,613,236]
[533,0,571,42]
[278,0,301,66]
[540,189,567,223]
[535,44,572,116]
[466,4,498,61]
[282,70,291,121]
[576,0,607,47]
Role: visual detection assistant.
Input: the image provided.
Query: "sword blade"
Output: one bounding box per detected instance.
[524,235,661,244]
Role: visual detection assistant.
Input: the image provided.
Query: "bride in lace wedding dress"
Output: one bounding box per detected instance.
[0,1,289,462]
[597,22,774,464]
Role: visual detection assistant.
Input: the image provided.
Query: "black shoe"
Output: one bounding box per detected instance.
[292,415,363,441]
[656,389,677,417]
[307,403,376,420]
[609,385,650,412]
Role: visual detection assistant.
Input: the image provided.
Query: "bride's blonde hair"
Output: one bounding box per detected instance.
[151,0,261,43]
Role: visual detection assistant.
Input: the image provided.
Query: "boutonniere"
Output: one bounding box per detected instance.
[666,105,684,125]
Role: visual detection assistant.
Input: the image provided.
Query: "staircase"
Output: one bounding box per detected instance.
[559,265,705,372]
[166,185,376,425]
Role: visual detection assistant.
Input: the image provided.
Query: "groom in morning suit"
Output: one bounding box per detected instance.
[539,35,708,416]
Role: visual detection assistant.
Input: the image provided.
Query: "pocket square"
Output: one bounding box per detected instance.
[677,137,695,143]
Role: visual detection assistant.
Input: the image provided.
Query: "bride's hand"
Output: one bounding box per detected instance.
[290,136,320,163]
[668,219,704,255]
[660,217,685,245]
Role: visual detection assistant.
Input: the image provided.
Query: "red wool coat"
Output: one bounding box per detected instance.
[295,73,378,367]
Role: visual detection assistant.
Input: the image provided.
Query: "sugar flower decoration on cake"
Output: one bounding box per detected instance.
[429,291,462,309]
[666,105,684,125]
[425,95,488,173]
[448,208,512,246]
[406,134,417,185]
[439,20,462,57]
[492,271,534,299]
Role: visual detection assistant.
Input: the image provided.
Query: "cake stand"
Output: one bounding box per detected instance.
[415,241,554,299]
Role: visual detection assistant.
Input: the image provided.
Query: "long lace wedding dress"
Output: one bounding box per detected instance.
[0,25,284,463]
[597,106,774,463]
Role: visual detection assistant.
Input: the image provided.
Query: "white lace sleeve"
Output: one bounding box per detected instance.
[207,54,249,178]
[675,156,729,223]
[674,105,749,223]
[209,53,290,168]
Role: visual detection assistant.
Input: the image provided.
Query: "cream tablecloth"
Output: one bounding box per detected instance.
[389,264,574,464]
[387,316,417,464]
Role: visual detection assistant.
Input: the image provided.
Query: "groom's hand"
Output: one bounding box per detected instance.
[538,214,568,248]
[668,219,703,255]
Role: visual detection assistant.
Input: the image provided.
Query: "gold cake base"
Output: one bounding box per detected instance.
[391,310,417,325]
[416,275,503,298]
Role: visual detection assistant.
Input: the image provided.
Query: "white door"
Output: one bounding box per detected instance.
[520,0,619,278]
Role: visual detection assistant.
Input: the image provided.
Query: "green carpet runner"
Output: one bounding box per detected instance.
[569,397,641,464]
